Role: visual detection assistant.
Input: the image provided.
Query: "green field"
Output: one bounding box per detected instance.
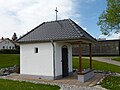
[0,79,60,90]
[0,54,19,69]
[73,57,120,73]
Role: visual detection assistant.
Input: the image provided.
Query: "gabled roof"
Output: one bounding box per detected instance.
[17,19,96,43]
[0,38,16,45]
[0,38,8,43]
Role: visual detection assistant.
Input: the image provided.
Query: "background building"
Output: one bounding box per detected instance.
[73,39,120,56]
[0,37,16,50]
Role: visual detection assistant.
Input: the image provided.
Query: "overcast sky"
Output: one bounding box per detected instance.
[0,0,119,39]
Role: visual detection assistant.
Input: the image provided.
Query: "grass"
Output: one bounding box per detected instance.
[0,54,120,90]
[112,57,120,62]
[101,76,120,90]
[0,54,60,90]
[0,79,60,90]
[73,57,120,73]
[0,54,120,73]
[0,54,19,69]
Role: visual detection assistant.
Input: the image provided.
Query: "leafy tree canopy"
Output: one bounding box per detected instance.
[98,0,120,35]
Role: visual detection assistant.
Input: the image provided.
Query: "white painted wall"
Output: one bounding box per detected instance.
[20,42,72,79]
[20,43,53,77]
[0,39,15,49]
[55,42,72,77]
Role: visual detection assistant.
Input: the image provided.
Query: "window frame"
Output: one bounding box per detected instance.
[34,47,38,53]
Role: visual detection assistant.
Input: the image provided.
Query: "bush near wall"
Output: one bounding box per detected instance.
[0,49,20,54]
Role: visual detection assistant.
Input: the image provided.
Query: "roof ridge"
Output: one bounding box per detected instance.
[68,19,96,42]
[45,19,69,23]
[77,25,97,42]
[68,19,84,37]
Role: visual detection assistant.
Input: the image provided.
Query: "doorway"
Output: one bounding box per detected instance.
[62,45,68,77]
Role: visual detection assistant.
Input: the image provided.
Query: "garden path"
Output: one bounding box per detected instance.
[84,57,120,66]
[1,73,107,90]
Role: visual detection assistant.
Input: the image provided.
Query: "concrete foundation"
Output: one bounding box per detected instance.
[78,70,94,82]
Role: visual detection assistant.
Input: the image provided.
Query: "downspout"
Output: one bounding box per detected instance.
[51,40,55,80]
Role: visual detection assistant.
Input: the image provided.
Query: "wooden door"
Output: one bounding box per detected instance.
[62,46,68,77]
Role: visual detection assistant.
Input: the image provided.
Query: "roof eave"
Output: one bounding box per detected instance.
[17,37,97,44]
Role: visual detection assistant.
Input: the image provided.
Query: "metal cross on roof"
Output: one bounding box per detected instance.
[55,7,58,21]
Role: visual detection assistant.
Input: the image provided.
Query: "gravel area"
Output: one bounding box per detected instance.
[59,85,107,90]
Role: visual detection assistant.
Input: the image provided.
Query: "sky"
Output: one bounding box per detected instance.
[0,0,119,40]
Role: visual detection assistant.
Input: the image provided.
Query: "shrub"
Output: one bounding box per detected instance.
[0,49,20,54]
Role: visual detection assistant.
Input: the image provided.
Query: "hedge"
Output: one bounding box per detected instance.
[0,49,20,54]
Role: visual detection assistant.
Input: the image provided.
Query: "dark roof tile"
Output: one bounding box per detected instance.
[17,19,96,43]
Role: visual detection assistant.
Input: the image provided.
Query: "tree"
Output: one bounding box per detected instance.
[12,32,17,41]
[97,0,120,35]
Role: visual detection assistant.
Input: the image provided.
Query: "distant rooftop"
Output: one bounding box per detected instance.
[0,38,9,43]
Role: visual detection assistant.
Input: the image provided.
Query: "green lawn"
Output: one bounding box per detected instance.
[101,76,120,90]
[0,79,60,90]
[0,54,19,69]
[112,57,120,62]
[1,54,120,90]
[73,57,120,73]
[0,54,120,73]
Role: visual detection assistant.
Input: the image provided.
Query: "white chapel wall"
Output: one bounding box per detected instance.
[55,42,72,77]
[20,42,53,77]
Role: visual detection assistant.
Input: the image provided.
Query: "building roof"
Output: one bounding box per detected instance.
[0,38,16,45]
[17,19,96,43]
[98,39,120,42]
[0,38,7,43]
